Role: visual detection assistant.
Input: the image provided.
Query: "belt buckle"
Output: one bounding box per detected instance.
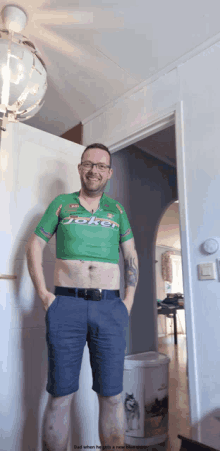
[84,288,102,301]
[95,288,102,301]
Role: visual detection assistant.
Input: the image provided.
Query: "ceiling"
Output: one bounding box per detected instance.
[135,124,176,168]
[1,0,220,137]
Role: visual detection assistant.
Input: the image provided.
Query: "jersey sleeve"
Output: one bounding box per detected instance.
[34,196,62,243]
[118,203,134,243]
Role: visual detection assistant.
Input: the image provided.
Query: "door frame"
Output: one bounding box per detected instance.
[108,100,200,425]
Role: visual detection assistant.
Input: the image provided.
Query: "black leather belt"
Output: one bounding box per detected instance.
[54,286,120,301]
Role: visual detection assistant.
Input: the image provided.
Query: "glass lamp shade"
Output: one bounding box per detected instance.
[0,29,47,122]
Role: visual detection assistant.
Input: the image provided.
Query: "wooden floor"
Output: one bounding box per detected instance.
[157,333,191,451]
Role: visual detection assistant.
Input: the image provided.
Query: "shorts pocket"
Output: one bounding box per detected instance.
[119,298,129,316]
[45,295,59,320]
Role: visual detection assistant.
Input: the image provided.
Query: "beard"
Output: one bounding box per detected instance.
[80,174,109,196]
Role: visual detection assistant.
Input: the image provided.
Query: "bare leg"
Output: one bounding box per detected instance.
[98,393,125,450]
[42,392,75,451]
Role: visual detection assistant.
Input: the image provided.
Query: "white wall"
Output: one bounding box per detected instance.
[0,123,102,451]
[83,40,220,446]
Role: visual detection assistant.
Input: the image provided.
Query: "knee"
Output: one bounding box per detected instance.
[48,392,75,410]
[98,393,123,406]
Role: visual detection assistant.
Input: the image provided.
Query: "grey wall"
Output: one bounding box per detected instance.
[105,143,177,355]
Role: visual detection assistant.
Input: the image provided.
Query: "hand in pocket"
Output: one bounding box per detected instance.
[41,291,56,312]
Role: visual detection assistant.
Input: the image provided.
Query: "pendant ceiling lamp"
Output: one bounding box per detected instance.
[0,4,47,129]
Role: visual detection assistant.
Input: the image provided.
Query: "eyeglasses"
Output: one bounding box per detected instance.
[81,161,111,172]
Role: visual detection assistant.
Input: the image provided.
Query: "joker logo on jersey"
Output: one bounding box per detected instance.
[61,216,119,229]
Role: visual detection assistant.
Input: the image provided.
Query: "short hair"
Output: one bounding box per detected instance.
[81,143,112,168]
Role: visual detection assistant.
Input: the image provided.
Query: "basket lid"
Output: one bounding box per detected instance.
[124,351,170,369]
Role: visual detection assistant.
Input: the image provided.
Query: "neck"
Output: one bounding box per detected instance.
[79,188,103,203]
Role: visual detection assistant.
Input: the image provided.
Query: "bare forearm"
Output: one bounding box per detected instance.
[26,240,47,298]
[124,250,139,308]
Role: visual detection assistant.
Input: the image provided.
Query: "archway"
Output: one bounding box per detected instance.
[154,199,185,339]
[153,199,190,445]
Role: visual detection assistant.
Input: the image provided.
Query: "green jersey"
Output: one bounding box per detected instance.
[34,191,133,264]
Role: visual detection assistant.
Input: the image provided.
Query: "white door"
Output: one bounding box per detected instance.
[0,122,101,451]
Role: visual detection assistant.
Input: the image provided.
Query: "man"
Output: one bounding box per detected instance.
[26,143,139,451]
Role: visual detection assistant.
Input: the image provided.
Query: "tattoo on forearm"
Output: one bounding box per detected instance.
[124,256,138,287]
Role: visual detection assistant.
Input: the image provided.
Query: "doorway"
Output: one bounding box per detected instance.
[135,123,190,450]
[109,103,192,448]
[109,102,198,427]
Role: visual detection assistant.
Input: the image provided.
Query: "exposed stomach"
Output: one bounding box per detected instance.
[54,258,120,289]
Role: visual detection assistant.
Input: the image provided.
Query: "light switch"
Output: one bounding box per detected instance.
[198,263,216,280]
[202,266,211,276]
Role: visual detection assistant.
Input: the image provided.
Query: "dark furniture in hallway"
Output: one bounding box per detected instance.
[157,304,184,345]
[178,434,219,451]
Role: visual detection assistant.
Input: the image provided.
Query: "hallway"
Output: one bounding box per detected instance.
[158,334,191,450]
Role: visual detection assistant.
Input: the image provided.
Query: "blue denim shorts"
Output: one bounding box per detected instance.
[45,287,129,397]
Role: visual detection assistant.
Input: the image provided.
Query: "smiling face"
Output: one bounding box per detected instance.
[78,147,113,197]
